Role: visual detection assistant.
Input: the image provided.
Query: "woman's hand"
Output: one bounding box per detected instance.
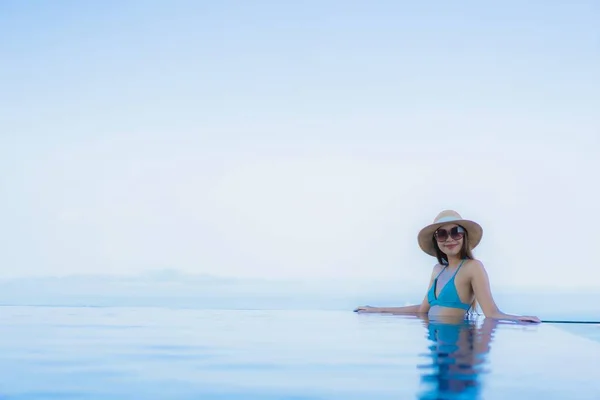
[489,312,541,323]
[515,315,541,323]
[353,305,379,313]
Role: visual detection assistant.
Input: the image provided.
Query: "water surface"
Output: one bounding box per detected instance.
[0,306,598,399]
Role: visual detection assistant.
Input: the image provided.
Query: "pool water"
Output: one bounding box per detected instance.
[0,306,598,399]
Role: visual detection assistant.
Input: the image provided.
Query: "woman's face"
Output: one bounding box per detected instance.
[434,223,465,257]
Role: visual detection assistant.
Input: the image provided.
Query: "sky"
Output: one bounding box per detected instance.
[1,1,599,290]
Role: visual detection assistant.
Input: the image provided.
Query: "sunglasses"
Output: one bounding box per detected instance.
[434,226,465,242]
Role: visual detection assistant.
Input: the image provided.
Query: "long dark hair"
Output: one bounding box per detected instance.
[431,226,478,314]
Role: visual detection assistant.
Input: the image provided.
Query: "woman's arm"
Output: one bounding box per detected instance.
[470,260,540,323]
[354,304,424,313]
[354,265,439,314]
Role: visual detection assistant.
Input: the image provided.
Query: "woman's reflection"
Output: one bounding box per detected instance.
[417,316,499,400]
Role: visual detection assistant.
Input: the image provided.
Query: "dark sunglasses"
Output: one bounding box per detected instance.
[434,226,465,242]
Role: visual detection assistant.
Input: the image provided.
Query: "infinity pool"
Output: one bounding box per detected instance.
[0,307,598,399]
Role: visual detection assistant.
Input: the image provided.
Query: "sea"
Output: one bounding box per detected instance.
[0,304,599,399]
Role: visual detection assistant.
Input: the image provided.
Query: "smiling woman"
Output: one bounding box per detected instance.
[355,210,541,323]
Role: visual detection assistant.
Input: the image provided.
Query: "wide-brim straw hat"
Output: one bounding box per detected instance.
[417,210,483,257]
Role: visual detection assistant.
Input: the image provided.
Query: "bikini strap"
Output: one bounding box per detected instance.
[435,259,467,279]
[450,259,466,279]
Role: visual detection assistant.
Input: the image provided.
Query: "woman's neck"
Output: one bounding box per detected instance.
[446,256,463,268]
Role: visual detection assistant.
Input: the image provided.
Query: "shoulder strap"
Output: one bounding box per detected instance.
[450,259,466,279]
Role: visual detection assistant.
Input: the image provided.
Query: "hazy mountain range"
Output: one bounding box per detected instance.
[0,269,410,310]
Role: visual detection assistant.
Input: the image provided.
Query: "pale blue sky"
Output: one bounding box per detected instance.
[1,1,599,289]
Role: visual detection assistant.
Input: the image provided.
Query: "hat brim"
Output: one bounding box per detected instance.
[417,219,483,257]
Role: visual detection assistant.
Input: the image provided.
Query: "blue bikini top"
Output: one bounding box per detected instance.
[427,259,471,311]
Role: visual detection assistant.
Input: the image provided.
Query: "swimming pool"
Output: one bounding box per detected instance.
[0,306,598,399]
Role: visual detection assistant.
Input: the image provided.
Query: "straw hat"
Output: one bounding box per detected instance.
[417,210,483,257]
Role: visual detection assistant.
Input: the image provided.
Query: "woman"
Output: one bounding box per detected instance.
[355,210,540,323]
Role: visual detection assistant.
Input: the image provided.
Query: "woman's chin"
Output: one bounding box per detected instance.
[442,247,460,256]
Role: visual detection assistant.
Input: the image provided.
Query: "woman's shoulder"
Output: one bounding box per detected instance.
[462,258,486,272]
[431,263,444,274]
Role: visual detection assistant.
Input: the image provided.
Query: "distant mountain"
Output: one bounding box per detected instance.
[0,270,411,311]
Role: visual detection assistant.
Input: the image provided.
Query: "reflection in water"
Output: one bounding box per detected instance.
[417,316,499,400]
